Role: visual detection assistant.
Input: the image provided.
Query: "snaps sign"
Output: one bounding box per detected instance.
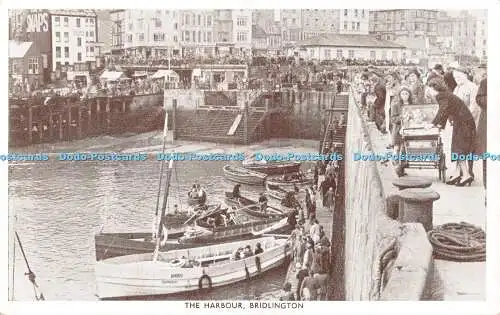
[26,12,49,33]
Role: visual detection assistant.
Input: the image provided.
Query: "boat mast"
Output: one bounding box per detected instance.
[153,159,174,261]
[152,109,170,238]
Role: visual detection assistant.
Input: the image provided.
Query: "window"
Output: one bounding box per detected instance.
[324,49,331,59]
[415,23,419,31]
[354,9,358,17]
[28,57,39,74]
[77,52,82,61]
[344,9,348,16]
[185,31,190,41]
[198,30,201,42]
[64,47,69,58]
[77,37,82,46]
[185,14,190,25]
[207,31,212,42]
[483,50,486,56]
[139,33,144,41]
[362,9,365,18]
[336,49,343,59]
[352,22,356,30]
[401,22,405,30]
[207,16,212,26]
[56,32,61,42]
[54,16,60,26]
[198,15,201,25]
[90,18,94,25]
[76,18,81,27]
[344,22,347,30]
[382,50,387,59]
[155,19,162,28]
[174,35,178,42]
[192,31,196,42]
[90,47,94,53]
[127,34,132,42]
[392,51,399,60]
[357,22,360,30]
[483,39,486,45]
[283,18,287,25]
[292,18,296,25]
[237,32,247,42]
[128,23,133,31]
[64,32,69,42]
[237,17,247,26]
[174,23,178,30]
[89,31,94,38]
[370,50,376,59]
[348,50,354,58]
[64,17,69,26]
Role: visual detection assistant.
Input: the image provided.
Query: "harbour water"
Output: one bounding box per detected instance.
[8,134,306,301]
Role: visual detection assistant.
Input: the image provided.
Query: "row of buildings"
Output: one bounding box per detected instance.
[8,9,487,89]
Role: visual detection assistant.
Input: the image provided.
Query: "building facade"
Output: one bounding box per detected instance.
[301,9,339,40]
[436,10,483,58]
[179,10,215,56]
[280,9,302,45]
[232,9,252,53]
[474,10,487,61]
[338,9,369,35]
[369,10,439,42]
[291,34,405,62]
[9,40,44,88]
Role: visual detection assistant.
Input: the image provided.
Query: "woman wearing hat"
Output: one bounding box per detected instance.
[427,77,476,187]
[384,72,401,136]
[453,66,480,180]
[405,69,425,104]
[391,86,413,175]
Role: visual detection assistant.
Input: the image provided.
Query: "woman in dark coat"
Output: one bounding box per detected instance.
[476,74,487,189]
[427,78,476,187]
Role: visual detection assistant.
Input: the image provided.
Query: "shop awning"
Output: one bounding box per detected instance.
[152,69,179,79]
[100,70,125,81]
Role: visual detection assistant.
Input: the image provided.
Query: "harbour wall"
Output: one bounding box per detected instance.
[340,89,434,300]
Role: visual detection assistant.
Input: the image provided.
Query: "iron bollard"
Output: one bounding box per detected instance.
[386,177,433,220]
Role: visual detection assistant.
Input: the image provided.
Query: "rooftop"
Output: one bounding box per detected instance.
[296,34,406,49]
[8,40,33,59]
[49,9,97,17]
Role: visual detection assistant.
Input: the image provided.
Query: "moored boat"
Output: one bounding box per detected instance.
[242,158,301,175]
[265,182,289,201]
[223,165,267,185]
[95,205,221,261]
[265,172,312,188]
[95,236,291,299]
[224,192,285,219]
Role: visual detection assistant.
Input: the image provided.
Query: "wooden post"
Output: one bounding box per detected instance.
[27,107,33,144]
[243,101,249,145]
[77,108,82,139]
[67,107,72,141]
[58,114,63,140]
[172,100,177,141]
[48,113,54,141]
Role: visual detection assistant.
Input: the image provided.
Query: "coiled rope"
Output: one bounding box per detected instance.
[427,222,486,262]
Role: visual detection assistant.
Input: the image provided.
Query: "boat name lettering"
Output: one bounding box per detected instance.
[161,279,178,284]
[171,273,183,279]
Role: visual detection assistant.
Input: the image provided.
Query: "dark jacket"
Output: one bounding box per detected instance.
[374,83,386,110]
[443,71,457,92]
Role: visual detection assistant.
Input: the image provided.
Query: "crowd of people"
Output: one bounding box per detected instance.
[353,62,487,192]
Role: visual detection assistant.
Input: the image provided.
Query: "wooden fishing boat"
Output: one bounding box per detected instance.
[265,182,289,201]
[242,158,301,175]
[95,205,221,261]
[223,165,267,185]
[179,215,294,245]
[95,236,291,299]
[265,172,312,188]
[224,192,285,219]
[187,194,206,206]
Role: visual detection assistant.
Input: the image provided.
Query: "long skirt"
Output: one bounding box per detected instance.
[451,118,476,155]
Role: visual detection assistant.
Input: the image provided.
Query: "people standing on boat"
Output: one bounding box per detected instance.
[232,184,241,198]
[324,187,335,213]
[254,242,264,255]
[188,184,197,198]
[243,245,253,257]
[258,193,268,213]
[196,184,207,204]
[279,282,295,301]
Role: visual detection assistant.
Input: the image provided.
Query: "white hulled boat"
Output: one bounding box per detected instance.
[95,236,290,299]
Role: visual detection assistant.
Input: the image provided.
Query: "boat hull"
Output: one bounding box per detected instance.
[224,192,284,219]
[242,162,301,175]
[223,165,267,186]
[265,183,288,201]
[95,237,291,299]
[265,178,312,188]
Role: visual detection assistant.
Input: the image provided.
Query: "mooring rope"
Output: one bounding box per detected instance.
[15,232,45,301]
[428,222,486,262]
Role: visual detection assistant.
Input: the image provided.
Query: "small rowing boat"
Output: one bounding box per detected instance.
[224,192,284,219]
[223,165,267,185]
[265,182,289,201]
[265,172,312,188]
[242,158,301,175]
[95,236,291,299]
